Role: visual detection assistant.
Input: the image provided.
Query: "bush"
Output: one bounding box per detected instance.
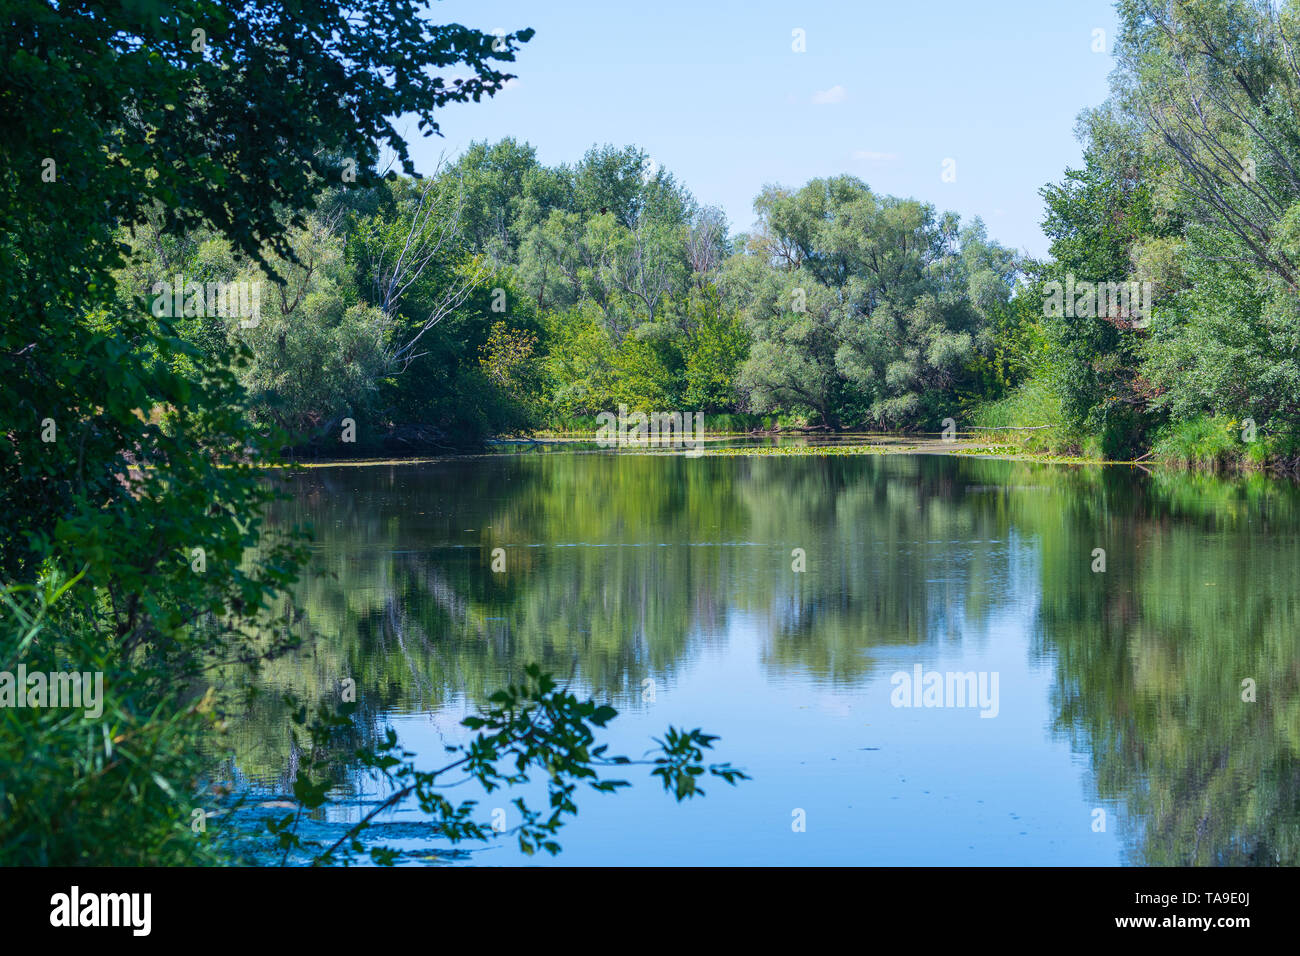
[1151,415,1245,471]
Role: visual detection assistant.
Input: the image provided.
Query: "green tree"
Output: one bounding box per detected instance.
[727,177,1015,428]
[683,285,749,412]
[2,1,744,866]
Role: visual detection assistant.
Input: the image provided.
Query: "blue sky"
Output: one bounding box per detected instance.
[410,0,1122,259]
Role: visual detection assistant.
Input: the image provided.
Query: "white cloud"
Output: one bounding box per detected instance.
[811,85,847,105]
[852,150,899,162]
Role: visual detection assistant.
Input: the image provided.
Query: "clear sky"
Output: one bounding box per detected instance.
[409,0,1122,259]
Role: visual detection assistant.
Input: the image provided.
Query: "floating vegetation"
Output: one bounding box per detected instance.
[951,446,1112,465]
[702,444,912,457]
[268,440,1131,468]
[701,442,1121,465]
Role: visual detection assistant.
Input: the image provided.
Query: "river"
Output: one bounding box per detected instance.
[230,444,1300,865]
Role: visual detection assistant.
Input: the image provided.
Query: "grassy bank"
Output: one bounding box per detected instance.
[969,383,1300,476]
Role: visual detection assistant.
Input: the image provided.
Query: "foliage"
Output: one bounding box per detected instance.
[969,378,1070,455]
[35,0,1300,469]
[684,286,750,412]
[1150,415,1258,471]
[724,178,1019,429]
[1009,0,1300,466]
[272,666,745,865]
[1,0,745,868]
[0,576,225,866]
[480,321,545,431]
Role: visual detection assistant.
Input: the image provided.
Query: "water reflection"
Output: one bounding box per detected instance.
[235,452,1300,865]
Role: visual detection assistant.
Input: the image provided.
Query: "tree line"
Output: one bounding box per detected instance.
[128,139,1028,446]
[146,0,1300,477]
[134,2,1300,474]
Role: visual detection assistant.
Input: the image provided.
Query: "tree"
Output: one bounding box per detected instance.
[685,205,732,291]
[683,285,750,412]
[726,176,1015,428]
[1,1,744,865]
[350,173,490,373]
[1029,0,1300,458]
[2,0,533,582]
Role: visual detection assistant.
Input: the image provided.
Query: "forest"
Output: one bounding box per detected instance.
[117,0,1300,472]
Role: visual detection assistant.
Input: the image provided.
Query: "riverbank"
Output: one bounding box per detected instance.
[272,434,1139,470]
[272,428,1300,478]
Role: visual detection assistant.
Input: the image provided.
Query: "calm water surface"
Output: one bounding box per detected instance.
[235,450,1300,865]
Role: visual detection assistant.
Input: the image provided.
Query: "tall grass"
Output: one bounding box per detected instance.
[968,379,1071,453]
[0,576,228,865]
[1149,415,1276,471]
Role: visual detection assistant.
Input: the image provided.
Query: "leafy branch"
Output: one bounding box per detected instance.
[265,664,747,865]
